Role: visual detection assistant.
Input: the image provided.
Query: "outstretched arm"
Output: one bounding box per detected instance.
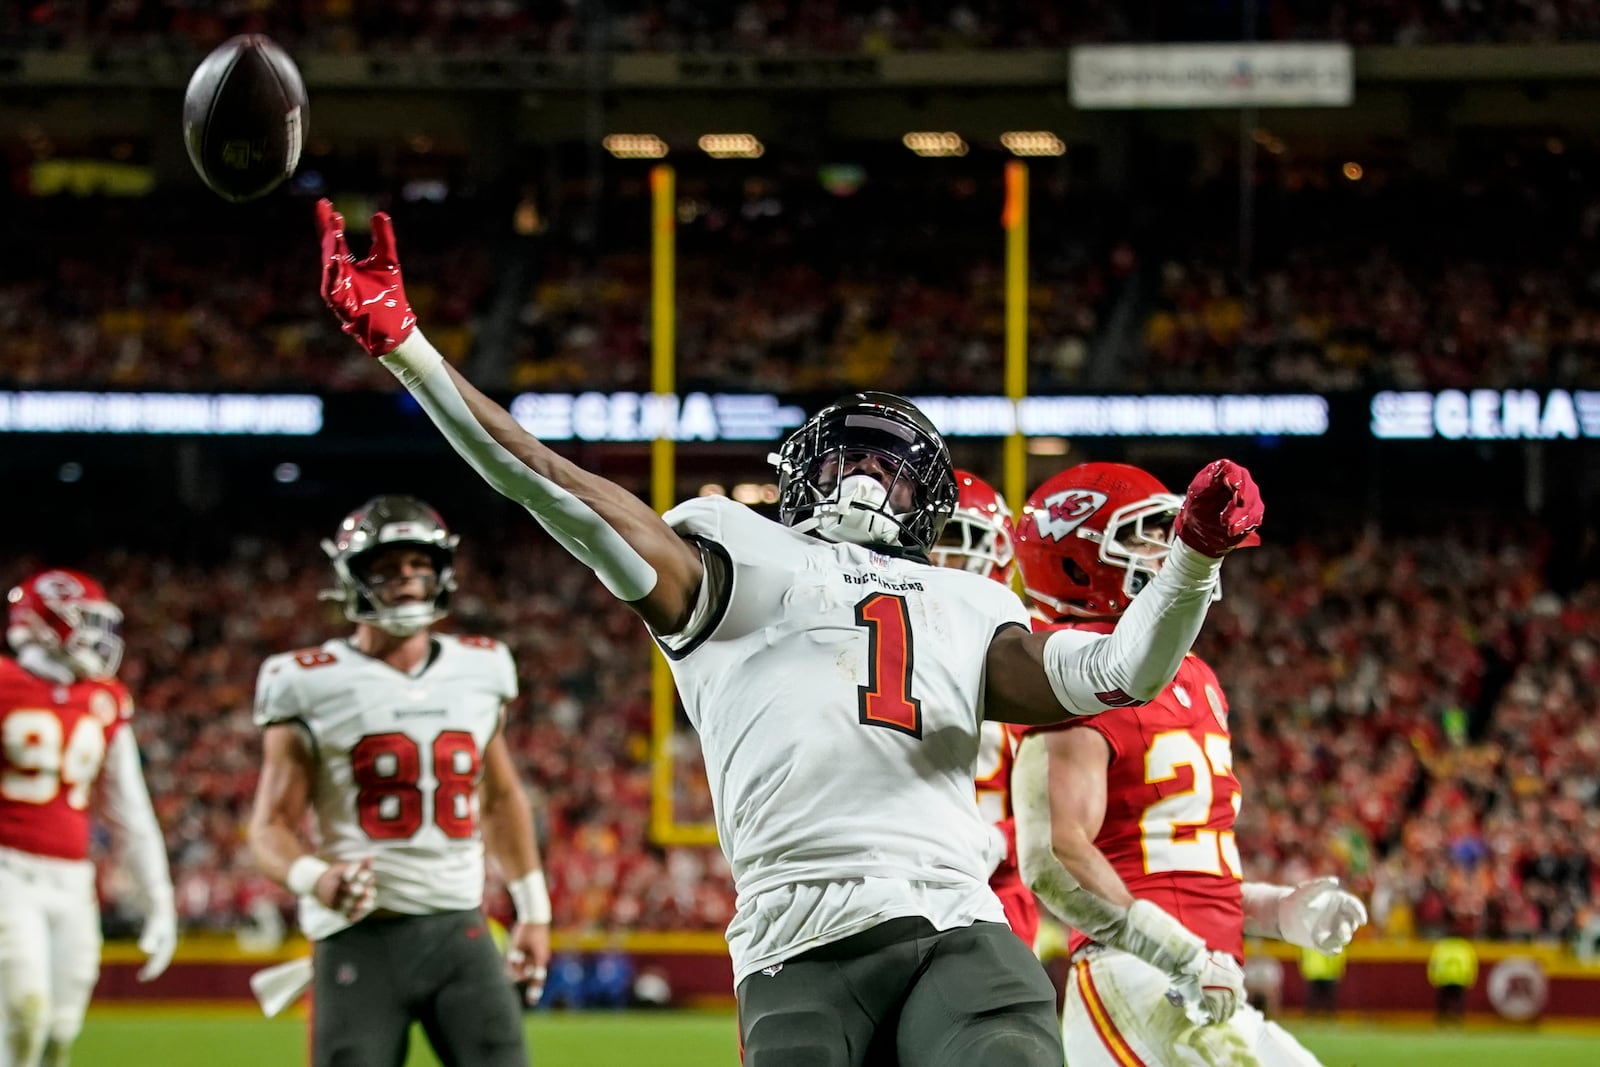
[316,201,703,634]
[1242,878,1368,955]
[984,459,1261,723]
[1012,729,1244,1025]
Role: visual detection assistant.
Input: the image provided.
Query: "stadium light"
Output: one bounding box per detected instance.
[903,132,968,158]
[1000,131,1065,157]
[602,134,669,159]
[1342,161,1364,181]
[698,134,765,159]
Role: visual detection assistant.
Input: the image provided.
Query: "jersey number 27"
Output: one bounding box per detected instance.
[1140,730,1243,878]
[350,731,480,841]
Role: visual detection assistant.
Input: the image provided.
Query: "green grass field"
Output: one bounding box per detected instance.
[75,1009,1600,1066]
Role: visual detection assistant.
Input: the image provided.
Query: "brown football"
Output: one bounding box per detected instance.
[182,34,307,202]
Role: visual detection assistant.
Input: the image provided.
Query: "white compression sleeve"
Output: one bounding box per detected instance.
[1011,738,1206,973]
[1042,539,1222,715]
[1241,882,1291,938]
[381,333,658,601]
[1012,736,1129,941]
[98,729,175,916]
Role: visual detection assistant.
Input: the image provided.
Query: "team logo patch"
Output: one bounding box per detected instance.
[760,964,784,978]
[34,571,86,598]
[1032,490,1109,541]
[335,962,358,986]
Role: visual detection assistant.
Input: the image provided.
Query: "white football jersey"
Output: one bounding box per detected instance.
[253,634,517,940]
[660,495,1028,982]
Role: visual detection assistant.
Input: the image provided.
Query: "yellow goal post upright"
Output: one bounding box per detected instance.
[1002,160,1030,566]
[648,163,719,847]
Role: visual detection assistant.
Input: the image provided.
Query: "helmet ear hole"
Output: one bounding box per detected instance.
[1061,558,1092,587]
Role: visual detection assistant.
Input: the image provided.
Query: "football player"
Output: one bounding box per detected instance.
[1008,463,1368,1067]
[929,470,1039,950]
[314,202,1263,1067]
[0,570,176,1067]
[245,496,551,1067]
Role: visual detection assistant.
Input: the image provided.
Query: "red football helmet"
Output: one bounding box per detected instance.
[6,569,124,679]
[930,470,1015,584]
[1014,463,1184,620]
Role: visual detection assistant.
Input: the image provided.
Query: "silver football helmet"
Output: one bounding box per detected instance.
[321,495,459,636]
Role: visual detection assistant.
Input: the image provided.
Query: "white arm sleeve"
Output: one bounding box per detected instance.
[1241,881,1291,938]
[1042,539,1222,715]
[380,332,658,601]
[99,728,175,916]
[1011,737,1207,973]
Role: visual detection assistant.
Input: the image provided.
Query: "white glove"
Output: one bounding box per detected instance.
[1166,949,1246,1025]
[137,907,179,982]
[1279,877,1367,955]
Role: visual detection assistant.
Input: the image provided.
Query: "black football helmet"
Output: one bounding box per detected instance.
[772,391,958,553]
[321,495,459,635]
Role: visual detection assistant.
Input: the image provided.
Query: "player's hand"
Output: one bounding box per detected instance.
[1166,949,1245,1025]
[1171,459,1263,558]
[314,856,377,921]
[136,907,179,982]
[505,921,552,1006]
[1279,876,1368,955]
[316,198,417,357]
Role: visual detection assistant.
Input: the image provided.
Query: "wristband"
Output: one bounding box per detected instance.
[286,856,331,897]
[508,870,552,925]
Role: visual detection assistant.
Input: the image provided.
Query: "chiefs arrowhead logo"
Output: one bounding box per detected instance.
[1032,490,1108,541]
[34,571,86,598]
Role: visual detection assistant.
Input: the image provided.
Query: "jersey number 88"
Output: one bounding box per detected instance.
[350,730,480,840]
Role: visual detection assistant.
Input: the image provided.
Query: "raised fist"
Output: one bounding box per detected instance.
[1171,459,1263,558]
[316,199,416,357]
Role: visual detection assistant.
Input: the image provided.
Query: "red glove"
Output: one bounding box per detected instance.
[317,198,416,357]
[1171,459,1263,557]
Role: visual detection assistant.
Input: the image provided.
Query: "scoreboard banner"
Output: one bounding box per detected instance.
[1,387,1596,446]
[1069,43,1353,110]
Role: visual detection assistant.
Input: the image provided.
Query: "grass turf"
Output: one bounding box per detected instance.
[76,1010,1600,1066]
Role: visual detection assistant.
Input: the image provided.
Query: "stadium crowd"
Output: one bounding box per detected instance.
[8,149,1600,396]
[31,513,1595,948]
[6,1,1600,52]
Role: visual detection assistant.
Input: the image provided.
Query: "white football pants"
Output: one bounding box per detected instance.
[0,846,101,1067]
[1064,946,1322,1067]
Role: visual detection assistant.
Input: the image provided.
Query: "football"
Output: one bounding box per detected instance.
[181,34,307,202]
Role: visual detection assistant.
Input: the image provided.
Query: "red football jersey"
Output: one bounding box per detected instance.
[975,720,1040,946]
[1030,622,1244,960]
[0,656,131,860]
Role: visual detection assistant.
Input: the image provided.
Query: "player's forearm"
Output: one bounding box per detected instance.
[1241,882,1290,939]
[248,817,316,889]
[1044,540,1221,713]
[99,731,175,913]
[480,780,541,882]
[1013,739,1132,940]
[378,333,662,603]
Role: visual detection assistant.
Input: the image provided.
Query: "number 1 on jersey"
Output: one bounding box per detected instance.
[854,593,922,738]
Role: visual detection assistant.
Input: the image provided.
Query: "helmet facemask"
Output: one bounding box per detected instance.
[773,394,957,554]
[929,473,1016,583]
